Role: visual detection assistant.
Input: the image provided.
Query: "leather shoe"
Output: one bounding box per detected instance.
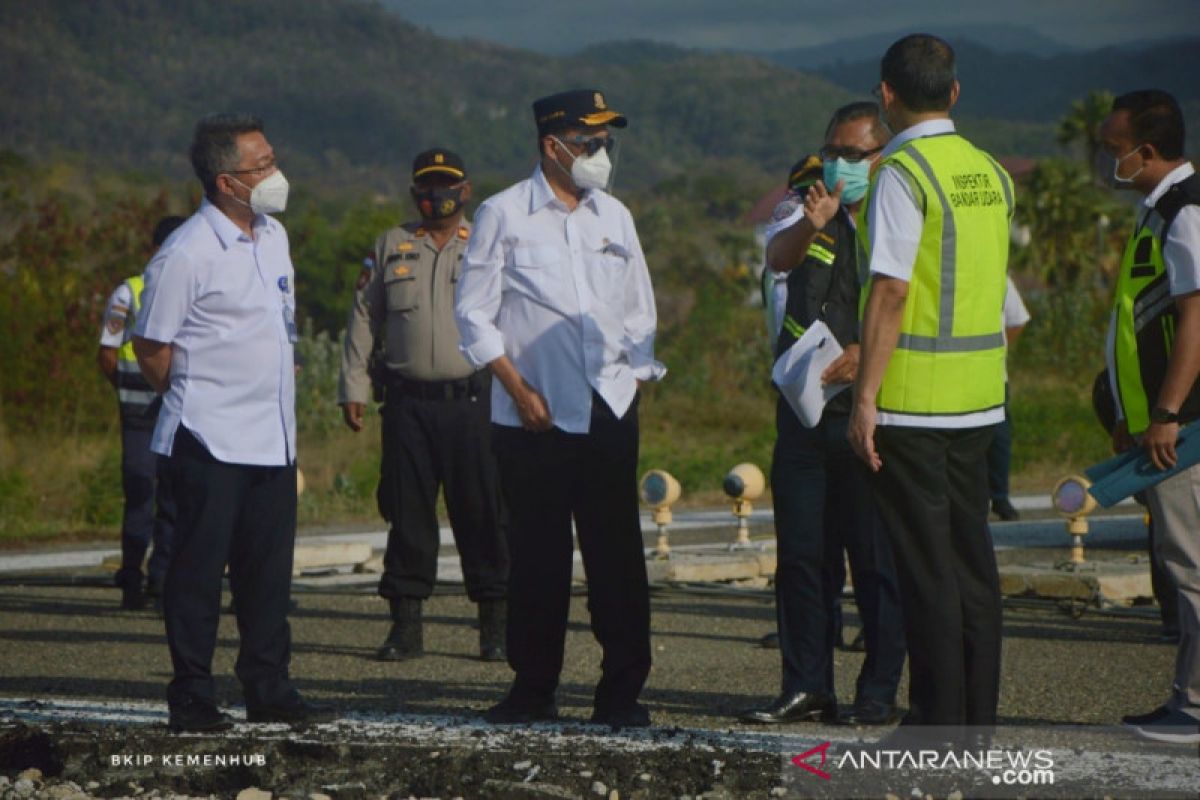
[759,631,779,649]
[246,696,336,725]
[1122,705,1171,727]
[843,699,901,726]
[483,695,558,724]
[168,699,233,734]
[591,702,651,729]
[740,691,836,724]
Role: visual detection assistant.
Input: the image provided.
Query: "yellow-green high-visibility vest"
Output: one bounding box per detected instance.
[860,133,1014,419]
[116,274,157,416]
[1110,172,1200,434]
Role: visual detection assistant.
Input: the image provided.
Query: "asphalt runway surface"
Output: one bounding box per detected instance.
[1,511,1197,798]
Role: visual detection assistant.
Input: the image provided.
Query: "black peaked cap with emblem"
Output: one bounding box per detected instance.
[412,148,467,181]
[532,89,627,136]
[788,154,823,191]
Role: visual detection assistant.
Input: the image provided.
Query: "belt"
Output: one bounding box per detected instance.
[386,370,489,402]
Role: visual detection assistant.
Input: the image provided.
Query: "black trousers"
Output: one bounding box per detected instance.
[870,424,1002,726]
[771,401,906,705]
[377,387,508,602]
[492,393,650,712]
[162,427,297,710]
[117,423,175,589]
[986,386,1013,503]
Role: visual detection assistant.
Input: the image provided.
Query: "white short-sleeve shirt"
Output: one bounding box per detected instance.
[133,199,297,466]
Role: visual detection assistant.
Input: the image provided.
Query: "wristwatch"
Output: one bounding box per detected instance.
[1150,407,1180,424]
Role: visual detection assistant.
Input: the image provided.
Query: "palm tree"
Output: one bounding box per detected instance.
[1057,90,1114,180]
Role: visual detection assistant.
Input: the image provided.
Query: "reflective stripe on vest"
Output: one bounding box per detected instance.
[861,134,1013,417]
[116,275,156,411]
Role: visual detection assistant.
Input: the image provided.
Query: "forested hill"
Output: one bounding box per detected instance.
[1,0,1069,193]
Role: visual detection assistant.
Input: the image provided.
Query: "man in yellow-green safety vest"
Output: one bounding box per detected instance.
[1099,89,1200,746]
[849,33,1013,730]
[97,215,185,610]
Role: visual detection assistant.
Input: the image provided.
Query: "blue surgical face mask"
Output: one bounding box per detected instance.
[822,158,872,204]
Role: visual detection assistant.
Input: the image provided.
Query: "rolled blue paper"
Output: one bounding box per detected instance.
[1085,420,1200,507]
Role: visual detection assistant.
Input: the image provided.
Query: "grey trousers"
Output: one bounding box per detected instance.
[1145,462,1200,718]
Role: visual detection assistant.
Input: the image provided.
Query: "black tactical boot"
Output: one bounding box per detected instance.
[478,599,506,662]
[376,597,423,661]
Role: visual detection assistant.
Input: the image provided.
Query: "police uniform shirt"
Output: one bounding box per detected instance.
[99,282,136,349]
[133,198,297,466]
[338,221,474,405]
[455,165,666,433]
[1104,161,1200,418]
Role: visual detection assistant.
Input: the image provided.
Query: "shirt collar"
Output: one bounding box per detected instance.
[530,164,600,215]
[880,118,957,160]
[1144,162,1196,208]
[199,197,273,248]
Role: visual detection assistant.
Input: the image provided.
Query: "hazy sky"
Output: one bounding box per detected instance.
[385,0,1183,53]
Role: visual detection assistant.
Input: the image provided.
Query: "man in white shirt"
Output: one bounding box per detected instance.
[133,113,330,733]
[455,89,666,728]
[987,276,1032,521]
[1097,89,1200,745]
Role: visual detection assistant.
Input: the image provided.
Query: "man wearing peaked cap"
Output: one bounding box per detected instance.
[339,147,509,664]
[455,89,665,728]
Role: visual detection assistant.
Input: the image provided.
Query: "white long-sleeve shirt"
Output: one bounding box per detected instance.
[454,166,666,433]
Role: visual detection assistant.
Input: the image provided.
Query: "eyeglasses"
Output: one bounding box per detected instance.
[227,160,277,176]
[819,144,884,163]
[557,134,615,157]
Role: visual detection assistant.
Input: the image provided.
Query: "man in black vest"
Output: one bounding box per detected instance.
[740,102,906,726]
[1099,89,1200,745]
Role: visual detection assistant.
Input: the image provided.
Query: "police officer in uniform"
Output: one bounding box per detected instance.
[849,35,1014,730]
[339,149,508,662]
[741,103,906,727]
[97,215,184,610]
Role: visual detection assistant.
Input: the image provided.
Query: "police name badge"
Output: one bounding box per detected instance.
[283,305,299,343]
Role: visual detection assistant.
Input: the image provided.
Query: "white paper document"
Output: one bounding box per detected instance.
[771,319,850,428]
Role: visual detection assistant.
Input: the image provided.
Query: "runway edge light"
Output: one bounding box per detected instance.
[1051,474,1096,564]
[722,463,764,549]
[640,470,681,558]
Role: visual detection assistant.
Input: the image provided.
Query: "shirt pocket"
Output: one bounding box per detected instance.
[383,265,420,312]
[584,244,630,307]
[504,243,566,308]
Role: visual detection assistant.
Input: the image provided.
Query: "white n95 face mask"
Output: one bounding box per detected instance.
[230,170,290,214]
[570,147,613,191]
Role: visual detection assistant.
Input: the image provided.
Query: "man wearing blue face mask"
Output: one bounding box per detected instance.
[741,102,906,727]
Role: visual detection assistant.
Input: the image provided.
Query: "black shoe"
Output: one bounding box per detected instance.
[120,582,147,611]
[1159,630,1181,645]
[168,699,234,734]
[246,696,336,725]
[991,497,1020,521]
[1122,705,1172,727]
[483,695,558,724]
[478,599,506,662]
[376,597,423,661]
[759,631,780,649]
[740,691,837,724]
[842,699,901,726]
[591,702,651,730]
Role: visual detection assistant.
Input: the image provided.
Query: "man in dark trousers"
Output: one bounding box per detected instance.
[98,215,184,610]
[133,113,329,732]
[741,102,906,727]
[849,35,1014,731]
[339,148,508,662]
[455,89,665,728]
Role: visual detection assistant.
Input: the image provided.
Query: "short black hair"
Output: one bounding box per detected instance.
[881,34,956,113]
[824,101,891,145]
[1112,90,1185,160]
[151,215,186,247]
[189,113,264,196]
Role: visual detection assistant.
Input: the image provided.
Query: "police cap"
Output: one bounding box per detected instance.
[788,154,823,192]
[412,148,467,182]
[533,89,627,136]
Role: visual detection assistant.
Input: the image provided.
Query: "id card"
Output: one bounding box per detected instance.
[283,305,299,343]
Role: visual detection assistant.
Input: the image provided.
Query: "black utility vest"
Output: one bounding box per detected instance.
[774,206,861,415]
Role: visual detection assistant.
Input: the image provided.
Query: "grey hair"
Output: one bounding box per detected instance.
[189,113,264,196]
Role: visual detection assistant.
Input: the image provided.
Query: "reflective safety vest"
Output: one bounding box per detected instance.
[1110,172,1200,434]
[116,274,157,423]
[860,133,1014,420]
